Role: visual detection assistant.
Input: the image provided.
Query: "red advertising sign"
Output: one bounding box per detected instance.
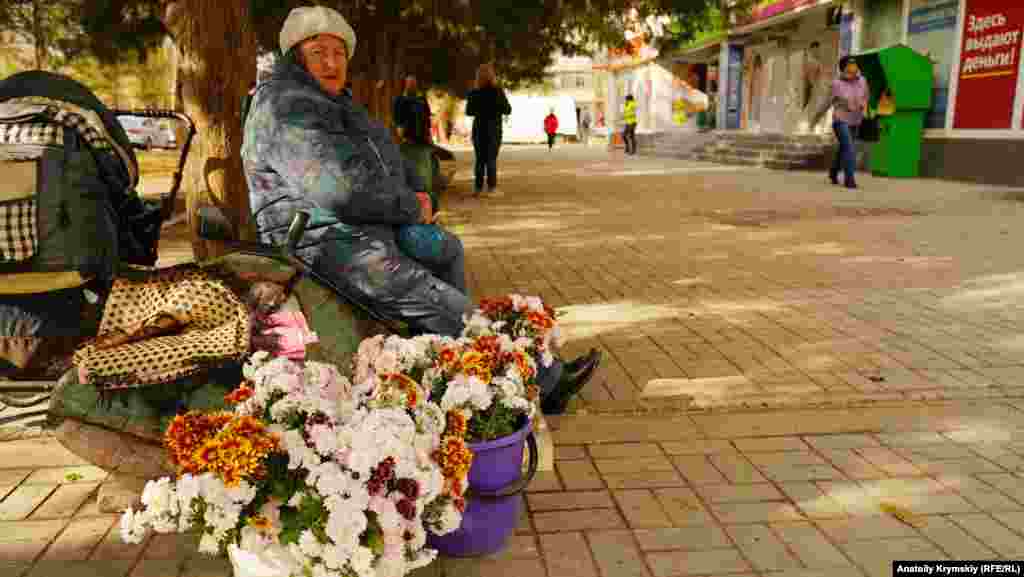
[952,0,1024,129]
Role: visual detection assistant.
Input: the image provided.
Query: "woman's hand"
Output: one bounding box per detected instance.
[416,192,433,224]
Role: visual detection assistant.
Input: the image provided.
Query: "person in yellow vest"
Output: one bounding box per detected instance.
[623,94,638,155]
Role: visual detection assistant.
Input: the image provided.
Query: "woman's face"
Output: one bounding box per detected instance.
[844,60,859,78]
[299,34,348,96]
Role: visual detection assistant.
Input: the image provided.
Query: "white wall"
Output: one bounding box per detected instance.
[462,94,579,143]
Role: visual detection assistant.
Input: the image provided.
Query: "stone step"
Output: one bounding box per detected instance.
[714,132,833,145]
[700,141,833,155]
[729,147,830,163]
[692,151,823,171]
[708,139,832,153]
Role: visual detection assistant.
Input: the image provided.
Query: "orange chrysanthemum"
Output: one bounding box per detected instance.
[512,351,536,379]
[224,385,255,404]
[472,335,501,357]
[433,435,473,485]
[382,373,422,409]
[165,411,234,474]
[527,311,554,331]
[248,515,273,532]
[438,347,459,370]
[165,411,281,485]
[444,410,468,439]
[479,296,514,318]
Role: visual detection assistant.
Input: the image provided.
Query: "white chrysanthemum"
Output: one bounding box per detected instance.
[462,312,493,336]
[298,529,325,558]
[282,429,320,471]
[119,508,149,544]
[414,401,445,437]
[141,477,177,514]
[350,546,376,577]
[502,395,533,416]
[466,376,493,411]
[440,380,471,412]
[436,503,463,534]
[321,544,352,571]
[308,422,339,457]
[325,509,367,552]
[492,376,519,399]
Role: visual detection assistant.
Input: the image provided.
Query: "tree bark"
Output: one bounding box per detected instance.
[31,0,45,70]
[163,1,256,261]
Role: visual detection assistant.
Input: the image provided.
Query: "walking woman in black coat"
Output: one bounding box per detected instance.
[466,63,511,197]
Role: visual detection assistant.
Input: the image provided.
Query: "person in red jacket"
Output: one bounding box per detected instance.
[544,109,559,150]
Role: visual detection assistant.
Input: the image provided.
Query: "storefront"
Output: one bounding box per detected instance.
[728,0,843,135]
[663,37,721,131]
[597,36,667,145]
[722,0,1023,184]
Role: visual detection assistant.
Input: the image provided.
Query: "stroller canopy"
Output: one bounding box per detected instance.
[0,70,139,192]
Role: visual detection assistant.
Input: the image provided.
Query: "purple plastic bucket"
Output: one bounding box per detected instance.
[427,420,535,557]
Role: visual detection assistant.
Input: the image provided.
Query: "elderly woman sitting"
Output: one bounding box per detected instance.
[241,6,599,414]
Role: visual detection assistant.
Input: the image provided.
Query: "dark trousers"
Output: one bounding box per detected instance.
[623,123,637,154]
[547,133,556,149]
[830,120,857,186]
[537,358,565,400]
[472,136,499,192]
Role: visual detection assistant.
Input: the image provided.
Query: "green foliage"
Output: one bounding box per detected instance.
[466,402,522,443]
[0,0,85,70]
[4,0,730,95]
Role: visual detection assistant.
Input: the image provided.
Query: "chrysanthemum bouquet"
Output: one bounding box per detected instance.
[120,294,563,577]
[121,353,467,577]
[465,294,564,368]
[354,336,532,446]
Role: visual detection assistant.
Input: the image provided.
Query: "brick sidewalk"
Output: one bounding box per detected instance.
[6,399,1024,576]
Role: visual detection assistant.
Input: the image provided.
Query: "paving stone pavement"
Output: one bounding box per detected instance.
[5,145,1024,575]
[8,399,1024,575]
[447,146,1024,413]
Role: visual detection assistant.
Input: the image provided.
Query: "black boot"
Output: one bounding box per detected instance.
[563,348,600,375]
[541,349,602,415]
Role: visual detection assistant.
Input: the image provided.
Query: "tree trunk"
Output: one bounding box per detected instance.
[164,1,256,261]
[31,0,45,70]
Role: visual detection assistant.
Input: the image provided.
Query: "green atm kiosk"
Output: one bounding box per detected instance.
[852,44,933,178]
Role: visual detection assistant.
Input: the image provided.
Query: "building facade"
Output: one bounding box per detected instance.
[633,0,1023,186]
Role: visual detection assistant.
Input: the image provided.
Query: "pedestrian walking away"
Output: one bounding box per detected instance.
[623,94,638,155]
[466,63,511,197]
[822,55,869,189]
[580,108,592,146]
[544,109,559,151]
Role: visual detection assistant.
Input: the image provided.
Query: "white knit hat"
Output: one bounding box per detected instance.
[279,6,357,58]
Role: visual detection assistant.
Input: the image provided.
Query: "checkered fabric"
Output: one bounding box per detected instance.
[0,97,134,189]
[0,122,62,146]
[0,197,37,262]
[54,110,111,150]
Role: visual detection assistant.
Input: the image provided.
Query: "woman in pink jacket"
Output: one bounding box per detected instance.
[829,56,870,189]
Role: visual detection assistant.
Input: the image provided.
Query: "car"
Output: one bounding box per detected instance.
[118,116,176,149]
